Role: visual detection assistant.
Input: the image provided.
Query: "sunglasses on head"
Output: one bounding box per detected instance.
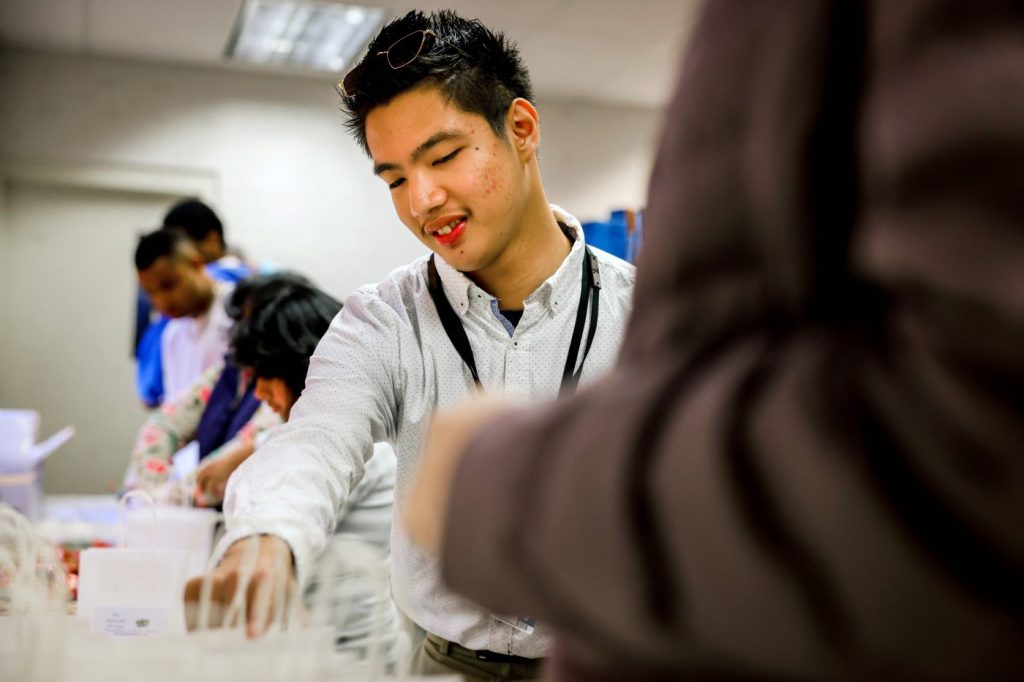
[336,28,470,99]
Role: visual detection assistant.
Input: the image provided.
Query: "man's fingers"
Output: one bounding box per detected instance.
[246,569,273,637]
[245,562,293,638]
[183,570,239,630]
[213,570,239,611]
[181,536,296,637]
[183,569,238,605]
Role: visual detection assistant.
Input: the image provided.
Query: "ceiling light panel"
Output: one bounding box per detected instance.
[228,1,386,73]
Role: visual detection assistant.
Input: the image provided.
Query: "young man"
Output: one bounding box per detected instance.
[134,199,251,407]
[162,198,252,283]
[192,10,635,679]
[135,229,235,404]
[164,199,227,266]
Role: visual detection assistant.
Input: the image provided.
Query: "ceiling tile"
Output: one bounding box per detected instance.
[0,0,86,50]
[87,0,241,61]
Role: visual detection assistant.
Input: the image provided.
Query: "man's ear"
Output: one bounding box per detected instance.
[506,98,540,161]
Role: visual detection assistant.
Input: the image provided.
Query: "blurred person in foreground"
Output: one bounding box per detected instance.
[405,0,1024,680]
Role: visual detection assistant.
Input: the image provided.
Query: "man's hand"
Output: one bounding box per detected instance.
[183,534,296,637]
[405,395,516,555]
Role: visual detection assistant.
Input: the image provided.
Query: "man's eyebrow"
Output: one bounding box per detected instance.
[373,161,399,176]
[373,129,465,176]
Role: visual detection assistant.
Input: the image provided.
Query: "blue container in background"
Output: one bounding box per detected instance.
[583,208,645,263]
[582,219,629,260]
[628,209,644,263]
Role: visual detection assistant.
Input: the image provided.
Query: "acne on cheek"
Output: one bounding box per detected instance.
[479,171,502,195]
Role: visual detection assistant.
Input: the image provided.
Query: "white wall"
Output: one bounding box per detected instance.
[0,183,166,493]
[0,49,662,300]
[535,100,660,223]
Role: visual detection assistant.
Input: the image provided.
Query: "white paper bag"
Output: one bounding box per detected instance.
[76,547,190,636]
[122,506,219,577]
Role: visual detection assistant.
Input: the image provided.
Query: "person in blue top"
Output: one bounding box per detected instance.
[134,198,252,408]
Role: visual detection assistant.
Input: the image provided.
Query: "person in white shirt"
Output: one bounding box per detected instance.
[189,10,636,680]
[135,229,235,404]
[133,198,253,408]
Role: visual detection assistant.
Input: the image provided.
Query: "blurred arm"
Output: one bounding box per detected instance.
[440,0,1024,677]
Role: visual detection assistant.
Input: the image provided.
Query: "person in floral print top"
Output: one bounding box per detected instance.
[129,362,280,504]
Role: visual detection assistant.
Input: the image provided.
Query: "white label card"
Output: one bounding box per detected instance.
[93,606,170,637]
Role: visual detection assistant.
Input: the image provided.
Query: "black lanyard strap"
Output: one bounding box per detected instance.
[559,247,601,395]
[426,246,601,393]
[427,256,482,386]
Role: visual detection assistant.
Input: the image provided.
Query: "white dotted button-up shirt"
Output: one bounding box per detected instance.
[219,206,635,657]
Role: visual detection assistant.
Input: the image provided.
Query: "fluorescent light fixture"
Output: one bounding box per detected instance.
[227,1,387,73]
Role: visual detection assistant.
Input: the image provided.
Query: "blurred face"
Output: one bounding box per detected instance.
[254,377,295,420]
[365,85,537,275]
[192,231,226,264]
[137,255,212,319]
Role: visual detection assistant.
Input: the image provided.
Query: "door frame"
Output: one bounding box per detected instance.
[0,157,219,203]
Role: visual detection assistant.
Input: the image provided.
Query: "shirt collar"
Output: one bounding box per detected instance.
[431,205,587,319]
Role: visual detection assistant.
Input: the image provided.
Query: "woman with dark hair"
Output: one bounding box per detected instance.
[212,274,397,556]
[190,272,331,503]
[228,273,342,421]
